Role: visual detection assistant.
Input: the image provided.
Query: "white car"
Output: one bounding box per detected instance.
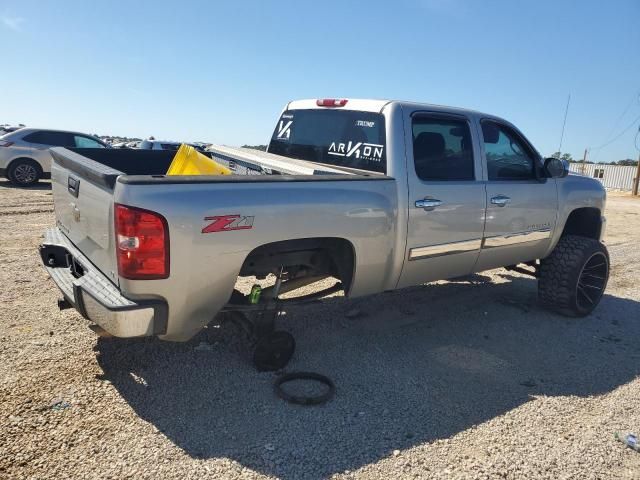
[138,140,181,151]
[139,140,207,152]
[0,128,108,186]
[111,141,142,149]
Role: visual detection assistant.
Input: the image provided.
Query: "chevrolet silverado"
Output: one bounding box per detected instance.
[39,99,609,361]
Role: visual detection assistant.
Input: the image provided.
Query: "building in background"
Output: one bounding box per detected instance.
[569,163,637,191]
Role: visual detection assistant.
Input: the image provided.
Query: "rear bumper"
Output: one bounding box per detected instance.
[39,227,167,337]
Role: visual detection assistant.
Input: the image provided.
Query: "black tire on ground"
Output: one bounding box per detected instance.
[8,159,41,186]
[253,331,295,372]
[538,234,610,316]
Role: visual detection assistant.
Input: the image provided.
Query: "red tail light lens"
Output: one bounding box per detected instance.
[115,204,169,279]
[0,140,14,147]
[316,98,348,107]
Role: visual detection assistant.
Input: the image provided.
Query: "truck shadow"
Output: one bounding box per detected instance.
[95,275,640,479]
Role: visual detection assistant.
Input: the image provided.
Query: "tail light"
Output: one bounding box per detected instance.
[115,204,169,279]
[316,99,348,107]
[0,140,14,147]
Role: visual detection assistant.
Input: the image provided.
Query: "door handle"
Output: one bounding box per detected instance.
[415,198,443,211]
[68,176,80,198]
[490,195,511,207]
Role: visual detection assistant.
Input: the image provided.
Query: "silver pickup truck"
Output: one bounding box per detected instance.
[40,98,608,353]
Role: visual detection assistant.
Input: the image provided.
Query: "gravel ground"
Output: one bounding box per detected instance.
[1,179,639,480]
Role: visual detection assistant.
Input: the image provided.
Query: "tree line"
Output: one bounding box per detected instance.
[550,152,638,166]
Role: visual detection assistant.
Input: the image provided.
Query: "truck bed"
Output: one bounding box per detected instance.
[50,146,382,191]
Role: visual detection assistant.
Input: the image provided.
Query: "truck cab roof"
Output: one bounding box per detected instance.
[286,98,506,123]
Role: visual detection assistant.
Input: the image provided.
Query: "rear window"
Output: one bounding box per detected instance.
[268,109,386,174]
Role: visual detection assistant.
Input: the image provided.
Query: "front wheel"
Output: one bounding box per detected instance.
[538,235,610,316]
[8,159,41,187]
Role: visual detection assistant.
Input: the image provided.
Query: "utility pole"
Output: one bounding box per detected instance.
[558,94,571,156]
[578,148,588,175]
[633,152,640,196]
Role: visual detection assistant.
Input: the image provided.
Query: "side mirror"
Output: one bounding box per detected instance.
[544,157,569,178]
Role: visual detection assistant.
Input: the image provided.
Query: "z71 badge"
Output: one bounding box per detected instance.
[202,215,254,233]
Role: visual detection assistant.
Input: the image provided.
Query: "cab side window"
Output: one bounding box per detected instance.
[481,121,536,181]
[412,116,474,181]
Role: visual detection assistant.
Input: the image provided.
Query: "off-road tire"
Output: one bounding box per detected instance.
[538,234,609,316]
[8,159,41,187]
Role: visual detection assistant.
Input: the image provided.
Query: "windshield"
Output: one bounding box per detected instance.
[268,109,387,174]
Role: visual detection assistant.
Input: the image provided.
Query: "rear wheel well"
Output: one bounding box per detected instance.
[561,207,602,240]
[239,237,356,294]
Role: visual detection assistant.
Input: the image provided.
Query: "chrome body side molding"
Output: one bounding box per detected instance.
[409,228,552,261]
[482,228,551,248]
[409,238,482,260]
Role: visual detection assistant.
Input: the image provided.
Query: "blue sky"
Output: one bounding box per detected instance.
[1,0,638,162]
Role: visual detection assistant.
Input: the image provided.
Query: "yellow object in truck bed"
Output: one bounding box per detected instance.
[166,144,231,176]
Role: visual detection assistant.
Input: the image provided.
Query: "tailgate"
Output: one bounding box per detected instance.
[50,148,121,285]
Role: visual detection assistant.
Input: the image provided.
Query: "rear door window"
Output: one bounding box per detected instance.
[23,130,74,147]
[268,109,387,173]
[411,116,475,181]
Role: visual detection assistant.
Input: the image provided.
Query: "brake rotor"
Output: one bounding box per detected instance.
[253,331,295,372]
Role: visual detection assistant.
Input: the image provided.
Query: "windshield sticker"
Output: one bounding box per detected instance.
[276,120,292,140]
[328,141,384,163]
[356,120,375,128]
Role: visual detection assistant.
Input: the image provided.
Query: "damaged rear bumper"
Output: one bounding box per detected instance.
[39,227,167,337]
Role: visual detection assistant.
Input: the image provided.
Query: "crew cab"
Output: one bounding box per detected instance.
[39,99,609,344]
